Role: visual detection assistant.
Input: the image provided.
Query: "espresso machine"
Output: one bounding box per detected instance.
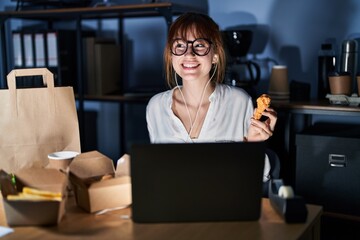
[222,30,261,99]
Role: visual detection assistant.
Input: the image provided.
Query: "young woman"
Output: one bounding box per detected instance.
[146,12,277,181]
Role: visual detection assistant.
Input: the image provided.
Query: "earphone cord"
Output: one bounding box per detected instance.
[175,64,218,142]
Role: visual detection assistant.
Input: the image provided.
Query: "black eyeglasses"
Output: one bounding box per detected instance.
[170,38,212,56]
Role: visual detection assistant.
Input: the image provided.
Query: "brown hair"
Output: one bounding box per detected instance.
[164,12,226,88]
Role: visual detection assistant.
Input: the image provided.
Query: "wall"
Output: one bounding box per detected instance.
[3,0,360,96]
[209,0,360,98]
[90,0,360,99]
[1,0,360,159]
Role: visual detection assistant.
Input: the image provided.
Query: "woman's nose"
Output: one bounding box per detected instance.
[184,44,195,56]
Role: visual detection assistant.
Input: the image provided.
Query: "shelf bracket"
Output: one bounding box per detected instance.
[0,19,7,88]
[157,6,173,31]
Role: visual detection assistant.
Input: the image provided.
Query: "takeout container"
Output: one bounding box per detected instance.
[69,151,131,213]
[0,168,68,226]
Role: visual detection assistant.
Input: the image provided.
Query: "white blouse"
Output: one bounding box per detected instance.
[146,84,270,181]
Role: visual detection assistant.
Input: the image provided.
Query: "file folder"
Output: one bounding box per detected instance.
[23,33,34,67]
[12,32,23,67]
[46,32,58,67]
[34,33,46,67]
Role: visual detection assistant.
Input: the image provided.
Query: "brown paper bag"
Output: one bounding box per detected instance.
[0,68,81,173]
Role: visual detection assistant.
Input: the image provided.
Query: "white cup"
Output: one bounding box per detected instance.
[47,151,79,171]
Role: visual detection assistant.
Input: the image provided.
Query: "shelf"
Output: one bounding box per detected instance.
[78,93,155,103]
[0,3,195,20]
[272,100,360,116]
[0,2,197,155]
[0,3,198,86]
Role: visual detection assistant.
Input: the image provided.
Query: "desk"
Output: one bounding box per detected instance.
[273,100,360,153]
[270,101,360,185]
[0,197,322,240]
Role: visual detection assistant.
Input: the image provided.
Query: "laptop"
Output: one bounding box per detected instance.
[130,141,265,223]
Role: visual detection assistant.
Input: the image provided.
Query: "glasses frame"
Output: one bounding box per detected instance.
[170,38,213,56]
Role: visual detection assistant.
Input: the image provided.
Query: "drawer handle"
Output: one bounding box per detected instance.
[328,154,346,168]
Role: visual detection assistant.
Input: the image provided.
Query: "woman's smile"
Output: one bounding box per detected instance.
[182,63,200,69]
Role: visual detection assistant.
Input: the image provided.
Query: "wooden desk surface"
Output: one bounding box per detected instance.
[0,197,322,240]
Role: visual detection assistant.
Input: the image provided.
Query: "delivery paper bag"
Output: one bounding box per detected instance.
[0,68,81,173]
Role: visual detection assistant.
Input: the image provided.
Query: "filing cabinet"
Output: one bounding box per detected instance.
[295,124,360,216]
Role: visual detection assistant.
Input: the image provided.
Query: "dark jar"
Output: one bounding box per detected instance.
[318,43,336,99]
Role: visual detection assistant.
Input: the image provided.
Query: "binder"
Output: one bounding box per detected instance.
[83,37,120,95]
[12,32,23,67]
[44,30,80,88]
[94,41,120,95]
[23,33,34,67]
[34,33,46,67]
[11,31,43,87]
[55,30,78,89]
[46,32,58,67]
[83,37,96,95]
[11,29,79,89]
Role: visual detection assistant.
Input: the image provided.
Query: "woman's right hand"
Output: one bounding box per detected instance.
[247,107,277,141]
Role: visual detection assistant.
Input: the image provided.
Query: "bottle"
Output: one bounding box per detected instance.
[340,39,358,94]
[317,43,336,99]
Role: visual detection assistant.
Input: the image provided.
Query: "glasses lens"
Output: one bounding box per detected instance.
[171,39,188,56]
[192,39,211,56]
[171,38,211,56]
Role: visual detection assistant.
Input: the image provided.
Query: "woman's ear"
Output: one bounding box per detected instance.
[212,54,219,64]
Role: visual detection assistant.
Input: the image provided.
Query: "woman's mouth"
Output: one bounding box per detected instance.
[182,63,200,69]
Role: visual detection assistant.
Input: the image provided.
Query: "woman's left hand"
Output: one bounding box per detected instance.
[247,107,277,142]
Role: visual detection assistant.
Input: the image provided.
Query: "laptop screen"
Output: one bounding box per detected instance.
[130,141,266,223]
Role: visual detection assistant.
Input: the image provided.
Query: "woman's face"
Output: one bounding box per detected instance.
[171,31,216,84]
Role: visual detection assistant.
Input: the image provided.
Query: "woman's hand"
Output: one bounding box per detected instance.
[246,107,277,142]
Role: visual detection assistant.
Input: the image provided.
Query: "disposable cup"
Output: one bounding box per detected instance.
[328,73,351,95]
[268,65,289,94]
[47,151,79,171]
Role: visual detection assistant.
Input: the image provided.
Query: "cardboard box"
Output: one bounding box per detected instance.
[69,151,131,213]
[0,168,68,226]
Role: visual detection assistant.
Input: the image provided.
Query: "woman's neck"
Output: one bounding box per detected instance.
[172,78,215,140]
[180,79,215,107]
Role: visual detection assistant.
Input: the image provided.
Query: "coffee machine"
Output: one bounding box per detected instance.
[222,30,261,98]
